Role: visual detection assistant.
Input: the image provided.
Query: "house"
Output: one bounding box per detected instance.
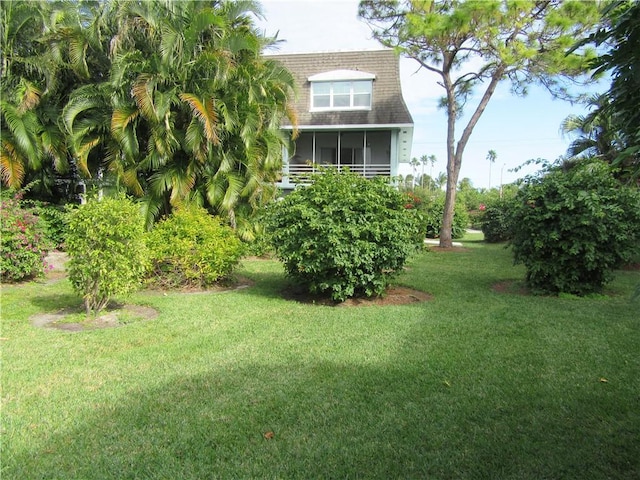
[266,49,414,189]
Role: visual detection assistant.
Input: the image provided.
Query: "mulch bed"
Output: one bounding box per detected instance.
[281,285,433,307]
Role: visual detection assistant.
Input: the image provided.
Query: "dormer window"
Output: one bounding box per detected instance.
[309,69,375,111]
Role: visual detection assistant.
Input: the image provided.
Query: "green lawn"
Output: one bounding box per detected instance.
[2,236,639,479]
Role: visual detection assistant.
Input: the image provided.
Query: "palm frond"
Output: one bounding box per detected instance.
[40,125,68,173]
[122,167,144,197]
[63,89,105,133]
[17,80,42,113]
[132,74,157,120]
[179,93,220,145]
[0,101,42,164]
[159,22,183,65]
[0,139,26,188]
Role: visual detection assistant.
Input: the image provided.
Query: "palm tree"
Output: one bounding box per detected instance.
[435,172,447,191]
[66,0,296,230]
[420,154,436,189]
[1,0,108,199]
[486,149,497,189]
[560,94,623,164]
[1,0,49,189]
[409,157,420,189]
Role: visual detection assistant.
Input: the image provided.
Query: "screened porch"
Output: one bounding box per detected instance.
[283,130,393,184]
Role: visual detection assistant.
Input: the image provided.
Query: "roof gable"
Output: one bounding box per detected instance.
[265,49,413,128]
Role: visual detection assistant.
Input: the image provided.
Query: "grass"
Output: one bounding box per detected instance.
[1,235,639,479]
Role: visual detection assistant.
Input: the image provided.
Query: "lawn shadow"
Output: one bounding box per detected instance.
[5,361,450,479]
[6,349,638,479]
[29,291,81,312]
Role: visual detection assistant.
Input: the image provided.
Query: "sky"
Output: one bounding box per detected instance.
[254,0,605,190]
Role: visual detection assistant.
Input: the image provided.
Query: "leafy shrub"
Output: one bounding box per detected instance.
[33,202,71,249]
[264,169,424,302]
[510,160,640,295]
[0,195,51,282]
[481,197,516,243]
[467,209,484,230]
[146,205,244,288]
[66,196,148,314]
[421,196,469,239]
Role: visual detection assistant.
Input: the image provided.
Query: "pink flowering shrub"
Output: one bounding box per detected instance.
[1,194,51,282]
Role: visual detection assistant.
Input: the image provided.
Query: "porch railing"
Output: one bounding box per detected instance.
[286,163,391,183]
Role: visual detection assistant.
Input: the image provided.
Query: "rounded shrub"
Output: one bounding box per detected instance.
[510,160,640,295]
[421,195,469,239]
[481,197,516,243]
[146,205,244,288]
[66,196,148,314]
[1,195,51,282]
[264,169,424,302]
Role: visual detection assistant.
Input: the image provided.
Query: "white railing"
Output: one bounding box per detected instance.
[287,163,391,183]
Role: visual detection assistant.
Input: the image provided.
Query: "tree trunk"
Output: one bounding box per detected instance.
[439,66,505,247]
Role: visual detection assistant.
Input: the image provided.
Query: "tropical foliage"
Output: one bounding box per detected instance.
[1,0,296,233]
[577,0,640,181]
[560,94,624,164]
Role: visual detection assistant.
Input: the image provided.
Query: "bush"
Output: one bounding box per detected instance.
[264,169,424,302]
[481,197,516,243]
[146,205,244,288]
[421,196,469,239]
[0,195,51,282]
[33,202,71,250]
[510,160,640,295]
[66,196,148,314]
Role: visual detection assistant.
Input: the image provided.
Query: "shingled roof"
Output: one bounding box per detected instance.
[266,49,413,128]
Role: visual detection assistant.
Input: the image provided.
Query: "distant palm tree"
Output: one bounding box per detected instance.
[409,157,420,189]
[486,149,497,189]
[420,154,436,188]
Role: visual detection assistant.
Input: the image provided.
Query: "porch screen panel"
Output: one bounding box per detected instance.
[290,132,314,165]
[367,131,391,165]
[315,132,338,166]
[340,132,364,166]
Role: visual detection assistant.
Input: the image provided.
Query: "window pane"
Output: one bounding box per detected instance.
[313,95,330,108]
[332,82,351,94]
[333,94,350,107]
[353,93,371,107]
[313,82,330,94]
[352,80,372,94]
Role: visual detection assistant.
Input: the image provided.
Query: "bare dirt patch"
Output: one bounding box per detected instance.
[144,276,255,295]
[621,262,640,271]
[428,246,472,253]
[492,280,530,296]
[30,303,158,332]
[282,285,433,307]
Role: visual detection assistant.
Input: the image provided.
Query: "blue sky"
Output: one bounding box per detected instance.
[256,0,605,189]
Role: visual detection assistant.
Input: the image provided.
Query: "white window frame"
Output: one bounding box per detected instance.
[310,80,373,111]
[308,70,375,112]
